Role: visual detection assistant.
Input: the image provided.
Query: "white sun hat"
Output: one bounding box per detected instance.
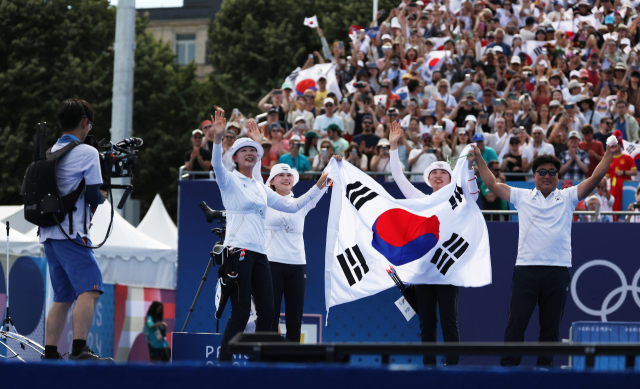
[266,163,300,187]
[230,138,264,159]
[423,160,453,187]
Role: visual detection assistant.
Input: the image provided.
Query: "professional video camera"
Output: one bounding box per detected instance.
[85,134,142,209]
[21,122,143,249]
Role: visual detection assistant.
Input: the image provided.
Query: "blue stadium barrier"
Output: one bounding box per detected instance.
[571,321,640,371]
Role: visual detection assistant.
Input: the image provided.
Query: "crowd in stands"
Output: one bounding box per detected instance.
[184,0,640,220]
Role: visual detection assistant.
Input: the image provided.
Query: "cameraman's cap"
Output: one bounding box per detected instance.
[192,129,203,136]
[230,137,264,159]
[568,130,581,140]
[266,163,300,188]
[424,161,452,187]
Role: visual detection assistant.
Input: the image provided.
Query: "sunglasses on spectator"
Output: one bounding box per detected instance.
[603,121,612,125]
[510,139,520,144]
[535,169,558,177]
[363,121,373,124]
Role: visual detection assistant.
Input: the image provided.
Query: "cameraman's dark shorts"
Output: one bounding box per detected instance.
[43,235,104,303]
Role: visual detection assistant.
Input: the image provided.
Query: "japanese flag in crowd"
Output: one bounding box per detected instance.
[304,16,319,28]
[323,145,492,312]
[622,140,640,170]
[288,63,342,100]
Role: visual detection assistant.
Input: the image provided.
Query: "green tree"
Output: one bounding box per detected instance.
[0,0,116,205]
[0,0,211,221]
[207,0,398,115]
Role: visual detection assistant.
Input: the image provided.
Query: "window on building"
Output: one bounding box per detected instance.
[176,34,196,65]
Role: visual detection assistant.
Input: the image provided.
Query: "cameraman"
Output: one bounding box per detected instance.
[41,99,110,361]
[209,110,330,361]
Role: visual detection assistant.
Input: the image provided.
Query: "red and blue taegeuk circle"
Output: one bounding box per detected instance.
[371,208,440,266]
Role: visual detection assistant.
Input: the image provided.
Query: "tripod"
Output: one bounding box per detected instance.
[1,222,45,361]
[181,219,226,333]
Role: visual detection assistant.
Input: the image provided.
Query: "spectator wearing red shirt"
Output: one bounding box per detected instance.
[579,124,604,177]
[607,130,638,218]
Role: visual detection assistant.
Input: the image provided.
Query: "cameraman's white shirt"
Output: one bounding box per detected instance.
[212,143,321,254]
[39,138,103,243]
[264,188,327,265]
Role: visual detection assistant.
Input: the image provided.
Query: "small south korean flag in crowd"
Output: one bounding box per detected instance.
[304,16,319,28]
[374,94,387,107]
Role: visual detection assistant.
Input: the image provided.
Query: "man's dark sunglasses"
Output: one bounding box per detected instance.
[363,121,373,124]
[535,169,558,177]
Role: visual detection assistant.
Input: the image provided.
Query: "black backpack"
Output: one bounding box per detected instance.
[21,141,86,234]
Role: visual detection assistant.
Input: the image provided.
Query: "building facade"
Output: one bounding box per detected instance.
[138,0,222,78]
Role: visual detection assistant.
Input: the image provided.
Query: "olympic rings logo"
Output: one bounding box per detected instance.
[571,260,640,322]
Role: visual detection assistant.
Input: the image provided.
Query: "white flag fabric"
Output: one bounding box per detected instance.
[323,145,492,312]
[290,63,342,100]
[304,16,319,28]
[523,40,555,65]
[374,94,387,106]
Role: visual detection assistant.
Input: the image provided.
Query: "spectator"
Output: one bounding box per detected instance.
[267,122,288,158]
[502,136,525,181]
[481,160,509,221]
[345,141,369,171]
[593,117,613,146]
[485,117,509,158]
[313,98,344,136]
[451,129,471,160]
[559,131,590,181]
[202,119,214,151]
[288,95,315,131]
[522,126,555,174]
[314,76,330,108]
[449,92,482,128]
[578,95,601,128]
[301,130,320,165]
[287,116,309,140]
[583,195,602,222]
[612,100,640,142]
[607,130,637,218]
[327,124,349,156]
[261,139,277,180]
[337,98,355,139]
[279,135,311,177]
[184,129,212,177]
[371,138,394,182]
[312,139,335,171]
[427,79,458,114]
[221,129,237,172]
[579,125,605,178]
[304,89,319,117]
[515,94,538,134]
[535,104,552,132]
[625,186,640,223]
[143,301,170,362]
[258,89,289,123]
[472,133,499,168]
[352,115,380,164]
[594,177,615,222]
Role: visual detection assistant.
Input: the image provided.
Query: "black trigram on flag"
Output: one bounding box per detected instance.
[430,233,469,275]
[533,46,543,57]
[626,143,636,155]
[337,245,370,286]
[345,181,379,210]
[448,185,464,210]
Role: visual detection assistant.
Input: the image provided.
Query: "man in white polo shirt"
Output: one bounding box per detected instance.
[470,137,620,368]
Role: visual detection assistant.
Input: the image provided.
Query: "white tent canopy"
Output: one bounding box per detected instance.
[0,206,40,255]
[137,194,177,250]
